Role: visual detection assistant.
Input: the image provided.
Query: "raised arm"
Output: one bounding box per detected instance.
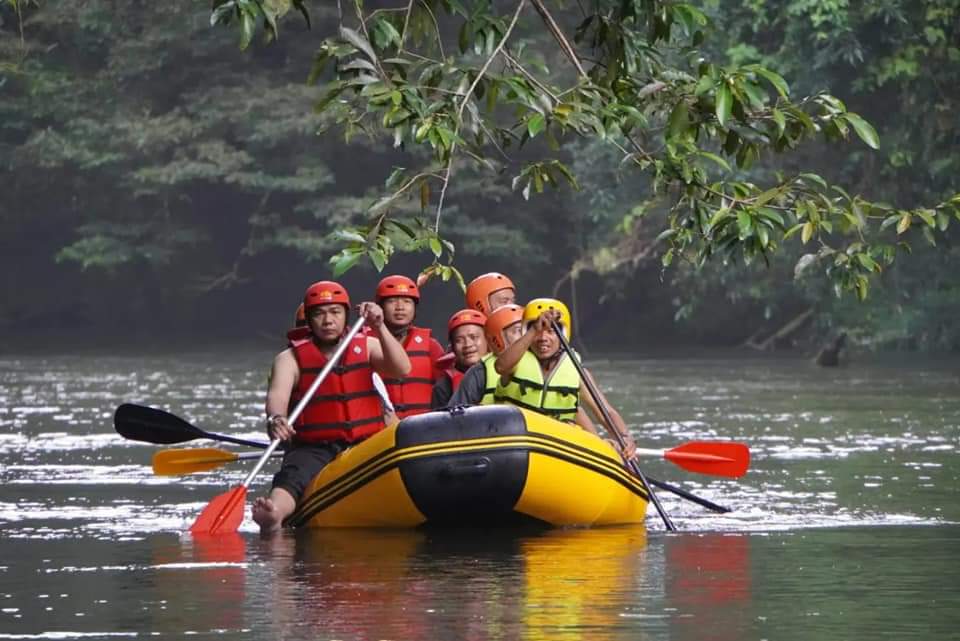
[361,301,412,379]
[494,310,560,379]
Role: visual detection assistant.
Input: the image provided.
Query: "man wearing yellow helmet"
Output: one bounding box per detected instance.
[494,298,637,458]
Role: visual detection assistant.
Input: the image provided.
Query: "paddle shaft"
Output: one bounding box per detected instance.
[647,476,731,513]
[550,320,676,531]
[239,316,367,488]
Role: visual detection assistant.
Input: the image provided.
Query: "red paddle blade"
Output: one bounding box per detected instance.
[190,485,247,535]
[664,441,750,478]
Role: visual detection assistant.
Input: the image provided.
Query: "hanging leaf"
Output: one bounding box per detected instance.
[330,250,362,277]
[716,84,733,127]
[340,27,379,65]
[527,114,546,137]
[844,113,880,150]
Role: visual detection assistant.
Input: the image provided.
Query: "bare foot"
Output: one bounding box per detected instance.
[252,497,283,535]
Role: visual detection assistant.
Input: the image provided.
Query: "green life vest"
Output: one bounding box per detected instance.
[479,353,498,405]
[494,350,581,422]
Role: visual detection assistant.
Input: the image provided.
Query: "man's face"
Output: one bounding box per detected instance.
[501,321,524,350]
[487,288,516,313]
[451,324,488,368]
[382,296,416,328]
[531,322,560,360]
[307,304,347,342]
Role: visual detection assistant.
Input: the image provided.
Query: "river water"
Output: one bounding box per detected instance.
[1,351,958,640]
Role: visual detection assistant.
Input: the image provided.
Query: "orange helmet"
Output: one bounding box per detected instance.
[484,304,524,353]
[447,309,487,340]
[294,303,306,327]
[303,280,350,311]
[376,275,420,303]
[466,272,515,315]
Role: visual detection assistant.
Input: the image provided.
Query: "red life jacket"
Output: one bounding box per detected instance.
[286,326,311,346]
[383,326,436,418]
[444,367,465,392]
[290,335,385,444]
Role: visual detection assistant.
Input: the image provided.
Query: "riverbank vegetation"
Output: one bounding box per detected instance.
[1,1,957,351]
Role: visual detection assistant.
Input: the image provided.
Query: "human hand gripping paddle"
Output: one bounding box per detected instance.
[550,319,679,531]
[189,315,368,535]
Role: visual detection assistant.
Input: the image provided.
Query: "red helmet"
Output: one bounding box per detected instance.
[294,303,306,327]
[375,275,420,303]
[466,272,515,315]
[447,309,487,340]
[303,280,350,311]
[484,304,524,353]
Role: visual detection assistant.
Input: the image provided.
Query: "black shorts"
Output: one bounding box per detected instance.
[271,441,349,502]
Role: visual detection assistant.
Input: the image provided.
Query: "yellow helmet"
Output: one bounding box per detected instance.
[522,298,572,340]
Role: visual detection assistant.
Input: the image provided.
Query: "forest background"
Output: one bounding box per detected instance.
[1,0,957,353]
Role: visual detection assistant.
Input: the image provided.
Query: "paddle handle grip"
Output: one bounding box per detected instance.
[550,320,676,532]
[634,448,667,457]
[240,316,367,488]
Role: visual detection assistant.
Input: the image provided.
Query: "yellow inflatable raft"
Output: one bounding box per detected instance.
[284,405,649,529]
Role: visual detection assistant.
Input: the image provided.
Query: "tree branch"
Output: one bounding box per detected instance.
[529,0,588,80]
[435,0,528,233]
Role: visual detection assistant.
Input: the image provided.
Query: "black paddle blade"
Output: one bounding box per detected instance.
[114,403,206,444]
[114,403,270,448]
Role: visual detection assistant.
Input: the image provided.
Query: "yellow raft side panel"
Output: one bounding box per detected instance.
[298,424,427,529]
[306,467,426,528]
[515,410,648,526]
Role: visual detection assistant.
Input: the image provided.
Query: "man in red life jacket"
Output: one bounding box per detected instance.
[431,309,488,409]
[375,274,446,419]
[252,280,411,534]
[465,272,516,315]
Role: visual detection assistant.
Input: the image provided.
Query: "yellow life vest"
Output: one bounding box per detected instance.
[480,353,498,405]
[494,350,581,422]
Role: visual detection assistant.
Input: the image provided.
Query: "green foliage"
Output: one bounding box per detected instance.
[216,0,958,301]
[1,0,958,349]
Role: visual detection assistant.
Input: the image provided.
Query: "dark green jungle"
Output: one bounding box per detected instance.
[1,0,957,352]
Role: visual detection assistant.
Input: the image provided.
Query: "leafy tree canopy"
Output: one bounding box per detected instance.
[213,0,958,301]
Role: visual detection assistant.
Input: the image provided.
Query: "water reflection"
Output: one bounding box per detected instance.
[522,527,649,641]
[665,534,752,641]
[230,527,658,640]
